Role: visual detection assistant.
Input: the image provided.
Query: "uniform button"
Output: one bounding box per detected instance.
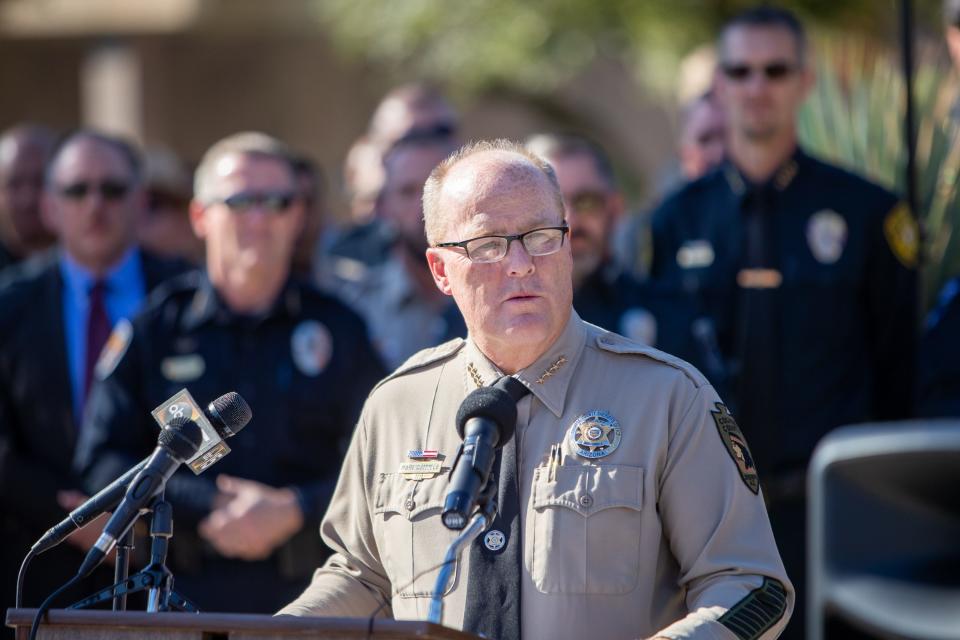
[578,494,593,508]
[404,498,416,511]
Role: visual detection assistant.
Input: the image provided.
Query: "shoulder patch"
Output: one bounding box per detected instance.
[374,338,465,390]
[95,318,133,381]
[883,202,919,269]
[592,329,708,387]
[711,402,759,495]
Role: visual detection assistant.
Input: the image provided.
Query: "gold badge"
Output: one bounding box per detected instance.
[568,410,621,459]
[883,203,919,269]
[160,354,206,382]
[711,402,759,494]
[806,210,848,264]
[94,318,132,381]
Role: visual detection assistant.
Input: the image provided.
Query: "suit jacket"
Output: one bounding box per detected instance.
[0,249,186,609]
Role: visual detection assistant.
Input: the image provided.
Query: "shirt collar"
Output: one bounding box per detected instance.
[723,146,804,196]
[182,272,302,331]
[461,309,587,418]
[59,246,142,301]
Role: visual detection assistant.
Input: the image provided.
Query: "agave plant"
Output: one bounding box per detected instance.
[798,34,960,311]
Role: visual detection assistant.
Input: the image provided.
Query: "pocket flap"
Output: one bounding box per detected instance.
[374,472,449,519]
[532,464,643,516]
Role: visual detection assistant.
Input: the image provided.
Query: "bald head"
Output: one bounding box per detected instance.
[422,139,564,245]
[0,124,57,255]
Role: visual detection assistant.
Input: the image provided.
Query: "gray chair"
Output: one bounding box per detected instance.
[807,420,960,640]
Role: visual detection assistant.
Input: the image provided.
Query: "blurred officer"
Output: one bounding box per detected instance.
[280,139,792,638]
[0,130,182,619]
[0,124,57,272]
[917,0,960,417]
[678,91,727,182]
[327,84,461,277]
[526,133,722,381]
[328,132,460,369]
[75,132,386,614]
[650,8,918,637]
[137,146,204,265]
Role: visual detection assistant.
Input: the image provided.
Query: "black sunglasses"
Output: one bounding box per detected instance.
[721,62,797,82]
[215,191,298,214]
[58,180,131,201]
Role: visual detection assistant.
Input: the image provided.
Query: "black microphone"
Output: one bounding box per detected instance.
[31,392,252,555]
[76,416,202,578]
[441,384,518,530]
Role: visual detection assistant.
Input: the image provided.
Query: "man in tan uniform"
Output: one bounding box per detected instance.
[280,140,793,639]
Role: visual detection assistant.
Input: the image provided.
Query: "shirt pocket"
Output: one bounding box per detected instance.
[530,463,644,595]
[374,472,461,599]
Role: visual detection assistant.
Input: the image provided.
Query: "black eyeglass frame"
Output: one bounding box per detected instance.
[57,180,132,201]
[720,61,799,82]
[434,224,570,263]
[207,191,299,214]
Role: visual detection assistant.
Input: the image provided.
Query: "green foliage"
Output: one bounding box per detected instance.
[308,0,907,98]
[798,34,960,308]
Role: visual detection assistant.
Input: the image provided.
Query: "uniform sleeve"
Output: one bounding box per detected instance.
[866,201,918,420]
[653,383,793,640]
[75,322,217,522]
[278,413,392,618]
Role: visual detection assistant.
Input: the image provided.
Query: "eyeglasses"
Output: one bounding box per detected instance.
[435,225,569,264]
[213,191,297,214]
[721,61,797,82]
[566,191,608,217]
[58,180,131,201]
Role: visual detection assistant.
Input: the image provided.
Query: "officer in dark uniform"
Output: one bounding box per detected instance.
[650,9,917,639]
[75,132,385,614]
[0,131,184,628]
[525,133,722,381]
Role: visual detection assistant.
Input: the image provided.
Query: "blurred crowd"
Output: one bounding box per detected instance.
[1,5,959,640]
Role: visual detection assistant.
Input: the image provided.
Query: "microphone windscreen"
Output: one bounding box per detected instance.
[208,392,252,437]
[455,386,517,445]
[161,416,203,460]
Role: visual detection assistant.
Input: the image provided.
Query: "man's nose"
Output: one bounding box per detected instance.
[504,238,535,277]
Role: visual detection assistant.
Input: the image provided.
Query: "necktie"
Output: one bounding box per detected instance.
[83,280,111,405]
[463,375,529,640]
[736,185,781,474]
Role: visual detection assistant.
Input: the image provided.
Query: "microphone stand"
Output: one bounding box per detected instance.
[427,481,498,626]
[112,528,135,611]
[68,493,198,613]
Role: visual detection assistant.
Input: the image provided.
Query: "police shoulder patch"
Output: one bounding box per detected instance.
[94,318,133,381]
[711,402,759,494]
[883,202,919,269]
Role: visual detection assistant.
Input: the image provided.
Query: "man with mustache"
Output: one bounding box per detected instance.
[279,139,792,639]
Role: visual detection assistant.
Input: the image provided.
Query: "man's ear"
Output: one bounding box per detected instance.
[426,248,454,296]
[189,200,208,239]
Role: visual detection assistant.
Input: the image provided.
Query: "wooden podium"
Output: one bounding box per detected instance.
[6,609,479,640]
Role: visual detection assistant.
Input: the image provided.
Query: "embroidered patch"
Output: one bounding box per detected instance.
[806,209,848,264]
[883,202,919,269]
[711,402,759,494]
[291,320,333,377]
[94,318,132,381]
[619,307,657,346]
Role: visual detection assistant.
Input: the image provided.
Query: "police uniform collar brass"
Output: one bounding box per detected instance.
[724,152,801,197]
[514,311,586,418]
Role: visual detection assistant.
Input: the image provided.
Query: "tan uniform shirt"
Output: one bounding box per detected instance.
[280,311,794,639]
